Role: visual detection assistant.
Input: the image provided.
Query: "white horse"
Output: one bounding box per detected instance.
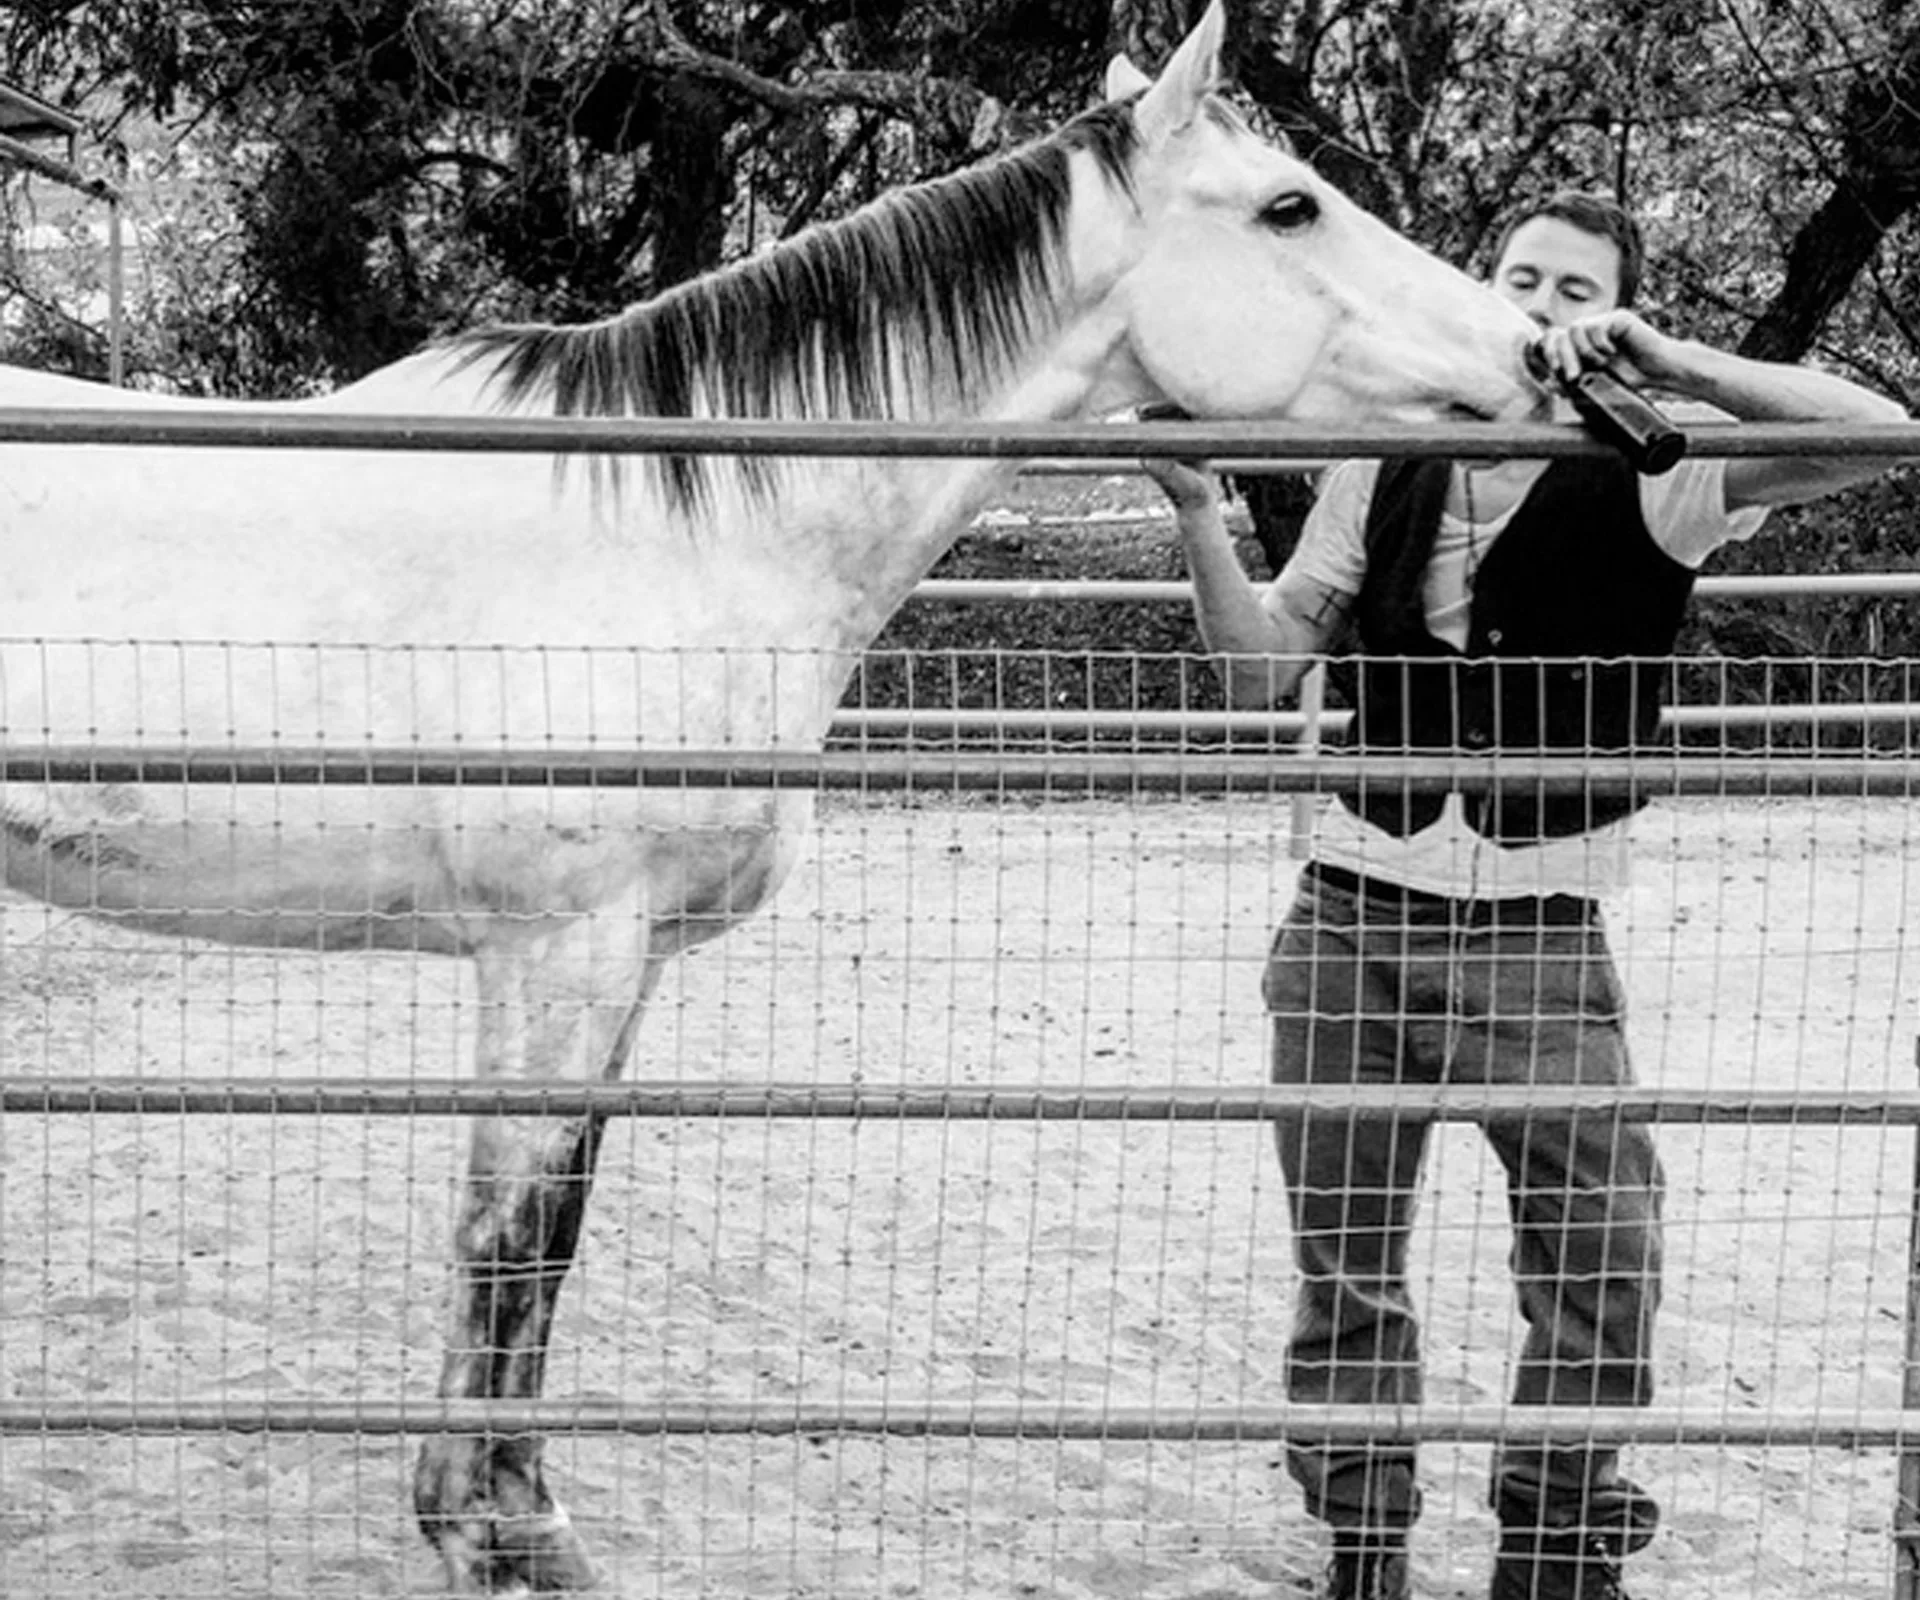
[0,5,1540,1591]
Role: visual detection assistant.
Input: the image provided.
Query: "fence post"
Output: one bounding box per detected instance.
[1288,662,1325,859]
[1898,1036,1920,1600]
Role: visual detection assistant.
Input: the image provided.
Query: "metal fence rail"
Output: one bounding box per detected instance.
[0,743,1911,792]
[909,571,1920,603]
[0,1398,1911,1449]
[13,1079,1920,1120]
[3,407,1917,458]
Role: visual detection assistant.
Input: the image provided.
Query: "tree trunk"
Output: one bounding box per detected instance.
[1737,22,1920,363]
[1737,179,1919,364]
[648,75,734,291]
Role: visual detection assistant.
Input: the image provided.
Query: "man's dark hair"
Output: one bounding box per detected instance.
[1491,191,1645,308]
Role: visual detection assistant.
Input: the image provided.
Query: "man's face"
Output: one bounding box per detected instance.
[1490,217,1625,329]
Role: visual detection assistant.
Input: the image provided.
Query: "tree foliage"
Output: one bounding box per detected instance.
[3,0,1110,389]
[6,0,1918,402]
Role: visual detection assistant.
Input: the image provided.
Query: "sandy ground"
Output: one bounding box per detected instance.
[1,792,1917,1600]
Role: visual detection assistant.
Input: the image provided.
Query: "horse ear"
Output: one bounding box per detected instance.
[1131,0,1229,144]
[1105,53,1152,100]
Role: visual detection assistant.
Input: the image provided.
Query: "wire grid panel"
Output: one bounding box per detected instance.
[0,644,1916,1600]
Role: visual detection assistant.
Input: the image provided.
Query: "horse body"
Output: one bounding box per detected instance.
[0,6,1543,1590]
[0,353,863,956]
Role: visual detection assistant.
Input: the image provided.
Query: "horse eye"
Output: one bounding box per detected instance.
[1259,192,1320,233]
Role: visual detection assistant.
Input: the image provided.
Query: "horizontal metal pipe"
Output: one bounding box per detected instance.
[0,407,1916,459]
[1016,456,1334,475]
[0,745,1909,793]
[0,1396,1909,1447]
[0,132,119,202]
[832,703,1920,736]
[837,708,1315,735]
[7,1079,1920,1121]
[911,574,1920,602]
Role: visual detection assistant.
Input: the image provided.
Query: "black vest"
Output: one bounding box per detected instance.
[1336,456,1696,843]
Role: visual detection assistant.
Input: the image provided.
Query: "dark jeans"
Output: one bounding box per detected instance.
[1264,864,1663,1542]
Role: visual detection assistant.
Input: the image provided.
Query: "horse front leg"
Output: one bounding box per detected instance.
[415,913,655,1595]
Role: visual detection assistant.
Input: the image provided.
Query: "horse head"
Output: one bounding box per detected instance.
[1091,1,1544,426]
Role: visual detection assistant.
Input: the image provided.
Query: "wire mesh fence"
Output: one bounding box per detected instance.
[0,396,1914,1597]
[0,639,1915,1600]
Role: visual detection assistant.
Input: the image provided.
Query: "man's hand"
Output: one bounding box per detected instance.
[1534,311,1686,390]
[1139,454,1218,512]
[1135,401,1218,512]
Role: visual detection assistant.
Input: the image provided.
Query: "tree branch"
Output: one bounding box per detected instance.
[0,274,110,346]
[636,0,1001,150]
[779,114,886,240]
[369,147,517,193]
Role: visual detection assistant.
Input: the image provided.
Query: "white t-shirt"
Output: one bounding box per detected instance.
[1274,443,1770,899]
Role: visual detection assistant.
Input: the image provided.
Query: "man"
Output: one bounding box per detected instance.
[1144,192,1908,1600]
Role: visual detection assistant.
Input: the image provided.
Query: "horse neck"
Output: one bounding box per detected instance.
[657,336,1110,760]
[674,126,1140,666]
[802,327,1117,659]
[863,173,1147,635]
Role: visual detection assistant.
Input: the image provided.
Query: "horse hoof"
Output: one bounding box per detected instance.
[496,1511,599,1593]
[433,1512,600,1594]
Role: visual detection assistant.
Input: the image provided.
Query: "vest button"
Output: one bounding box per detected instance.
[1487,628,1504,645]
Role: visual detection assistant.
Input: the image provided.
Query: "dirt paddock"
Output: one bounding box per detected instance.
[1,792,1915,1599]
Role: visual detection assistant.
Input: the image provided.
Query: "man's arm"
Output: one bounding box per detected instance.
[1541,312,1911,509]
[1142,459,1351,709]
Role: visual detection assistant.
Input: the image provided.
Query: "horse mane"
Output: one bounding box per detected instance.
[448,100,1139,511]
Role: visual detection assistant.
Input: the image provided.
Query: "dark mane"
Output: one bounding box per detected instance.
[448,100,1138,510]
